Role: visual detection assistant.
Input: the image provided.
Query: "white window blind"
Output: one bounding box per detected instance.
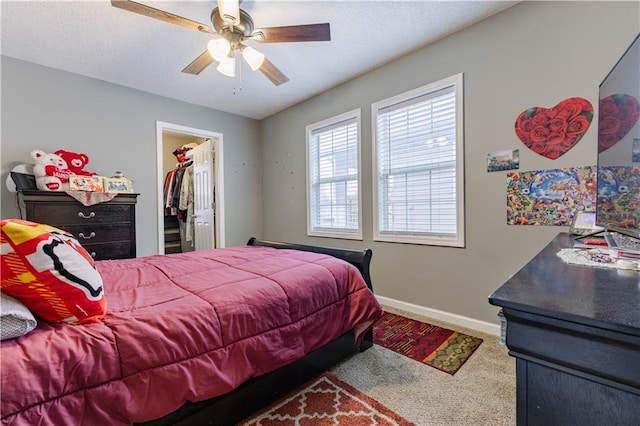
[373,74,464,247]
[306,110,361,239]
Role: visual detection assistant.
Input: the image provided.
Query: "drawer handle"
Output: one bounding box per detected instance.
[78,232,96,240]
[78,212,96,219]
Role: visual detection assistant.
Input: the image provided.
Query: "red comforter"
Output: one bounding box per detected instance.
[1,246,382,425]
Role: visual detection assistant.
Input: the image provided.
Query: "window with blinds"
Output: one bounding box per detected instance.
[372,74,465,247]
[306,109,362,239]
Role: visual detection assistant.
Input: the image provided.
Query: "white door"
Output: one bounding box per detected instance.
[192,139,216,250]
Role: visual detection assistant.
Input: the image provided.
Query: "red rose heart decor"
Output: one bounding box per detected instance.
[598,94,640,153]
[515,97,593,160]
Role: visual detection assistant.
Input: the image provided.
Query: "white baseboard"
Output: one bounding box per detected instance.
[376,295,501,336]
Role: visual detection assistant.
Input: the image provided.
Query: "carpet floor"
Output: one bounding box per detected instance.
[239,306,516,425]
[373,311,483,375]
[331,306,516,425]
[240,372,415,425]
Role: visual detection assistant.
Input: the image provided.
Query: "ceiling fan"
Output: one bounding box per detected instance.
[111,0,331,86]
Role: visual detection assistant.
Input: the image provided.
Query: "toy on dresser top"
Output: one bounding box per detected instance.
[30,149,99,191]
[31,150,71,191]
[55,150,96,176]
[7,149,133,193]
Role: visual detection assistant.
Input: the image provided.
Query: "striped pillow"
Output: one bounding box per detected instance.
[0,219,106,324]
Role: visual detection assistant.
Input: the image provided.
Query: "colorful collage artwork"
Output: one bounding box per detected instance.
[507,166,597,226]
[597,165,640,229]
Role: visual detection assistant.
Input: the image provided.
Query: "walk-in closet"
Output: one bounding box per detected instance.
[162,132,206,254]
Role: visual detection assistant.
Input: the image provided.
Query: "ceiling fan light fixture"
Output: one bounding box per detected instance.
[217,0,240,26]
[110,0,330,86]
[217,55,236,77]
[242,46,265,71]
[207,38,231,62]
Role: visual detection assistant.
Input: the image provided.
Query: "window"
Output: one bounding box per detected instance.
[306,109,362,239]
[372,74,465,247]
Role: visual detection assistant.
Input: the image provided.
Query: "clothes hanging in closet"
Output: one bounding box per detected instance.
[163,161,192,218]
[163,170,176,215]
[178,164,194,243]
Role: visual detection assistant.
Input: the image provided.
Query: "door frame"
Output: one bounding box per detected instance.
[155,121,225,254]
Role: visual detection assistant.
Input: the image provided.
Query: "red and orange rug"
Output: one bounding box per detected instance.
[373,311,483,375]
[241,372,414,425]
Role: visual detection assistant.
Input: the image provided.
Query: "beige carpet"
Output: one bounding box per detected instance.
[329,306,516,425]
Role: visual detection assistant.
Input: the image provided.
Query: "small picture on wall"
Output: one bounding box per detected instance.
[487,149,519,172]
[633,138,640,162]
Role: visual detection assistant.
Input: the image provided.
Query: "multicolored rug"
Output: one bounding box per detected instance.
[240,372,414,425]
[374,311,483,375]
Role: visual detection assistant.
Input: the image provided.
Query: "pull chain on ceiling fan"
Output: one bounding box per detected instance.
[111,0,331,86]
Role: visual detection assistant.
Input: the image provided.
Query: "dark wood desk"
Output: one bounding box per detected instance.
[489,233,640,425]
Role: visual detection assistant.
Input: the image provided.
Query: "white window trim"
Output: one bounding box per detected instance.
[371,73,465,247]
[306,108,363,240]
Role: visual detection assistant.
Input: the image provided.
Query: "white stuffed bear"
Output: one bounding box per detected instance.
[31,150,71,191]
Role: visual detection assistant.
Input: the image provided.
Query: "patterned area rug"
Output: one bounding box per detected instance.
[374,311,483,375]
[240,372,414,425]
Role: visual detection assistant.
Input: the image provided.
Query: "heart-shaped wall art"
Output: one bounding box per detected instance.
[598,94,640,153]
[515,97,593,160]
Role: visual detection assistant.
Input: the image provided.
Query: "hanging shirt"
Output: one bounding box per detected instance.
[163,170,176,213]
[179,164,195,243]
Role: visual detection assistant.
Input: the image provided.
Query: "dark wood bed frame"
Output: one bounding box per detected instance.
[138,237,375,426]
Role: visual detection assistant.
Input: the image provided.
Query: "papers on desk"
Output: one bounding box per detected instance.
[558,248,640,271]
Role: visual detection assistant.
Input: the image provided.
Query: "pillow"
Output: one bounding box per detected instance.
[0,291,37,340]
[0,219,106,324]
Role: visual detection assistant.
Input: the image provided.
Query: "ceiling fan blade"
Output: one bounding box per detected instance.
[253,23,330,43]
[111,0,214,34]
[182,51,215,75]
[259,58,289,86]
[217,0,240,26]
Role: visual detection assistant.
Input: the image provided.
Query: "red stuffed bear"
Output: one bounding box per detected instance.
[55,150,96,176]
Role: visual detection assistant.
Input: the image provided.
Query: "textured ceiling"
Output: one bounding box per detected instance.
[1,1,518,119]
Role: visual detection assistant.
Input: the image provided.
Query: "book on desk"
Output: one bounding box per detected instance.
[604,233,640,260]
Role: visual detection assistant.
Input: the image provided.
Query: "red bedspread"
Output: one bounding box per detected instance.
[1,246,382,425]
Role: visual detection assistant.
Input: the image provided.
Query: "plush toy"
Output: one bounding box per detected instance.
[173,143,198,163]
[31,150,71,191]
[54,150,96,176]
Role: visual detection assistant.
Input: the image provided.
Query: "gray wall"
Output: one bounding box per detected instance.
[1,57,262,254]
[260,1,640,324]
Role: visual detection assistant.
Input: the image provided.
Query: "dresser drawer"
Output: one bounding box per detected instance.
[58,224,133,245]
[83,241,135,261]
[27,203,133,225]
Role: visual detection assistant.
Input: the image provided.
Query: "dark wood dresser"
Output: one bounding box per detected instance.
[489,233,640,425]
[17,190,138,260]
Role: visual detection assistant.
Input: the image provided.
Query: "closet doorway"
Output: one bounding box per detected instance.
[156,121,225,255]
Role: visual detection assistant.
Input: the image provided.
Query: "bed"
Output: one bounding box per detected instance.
[0,236,382,426]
